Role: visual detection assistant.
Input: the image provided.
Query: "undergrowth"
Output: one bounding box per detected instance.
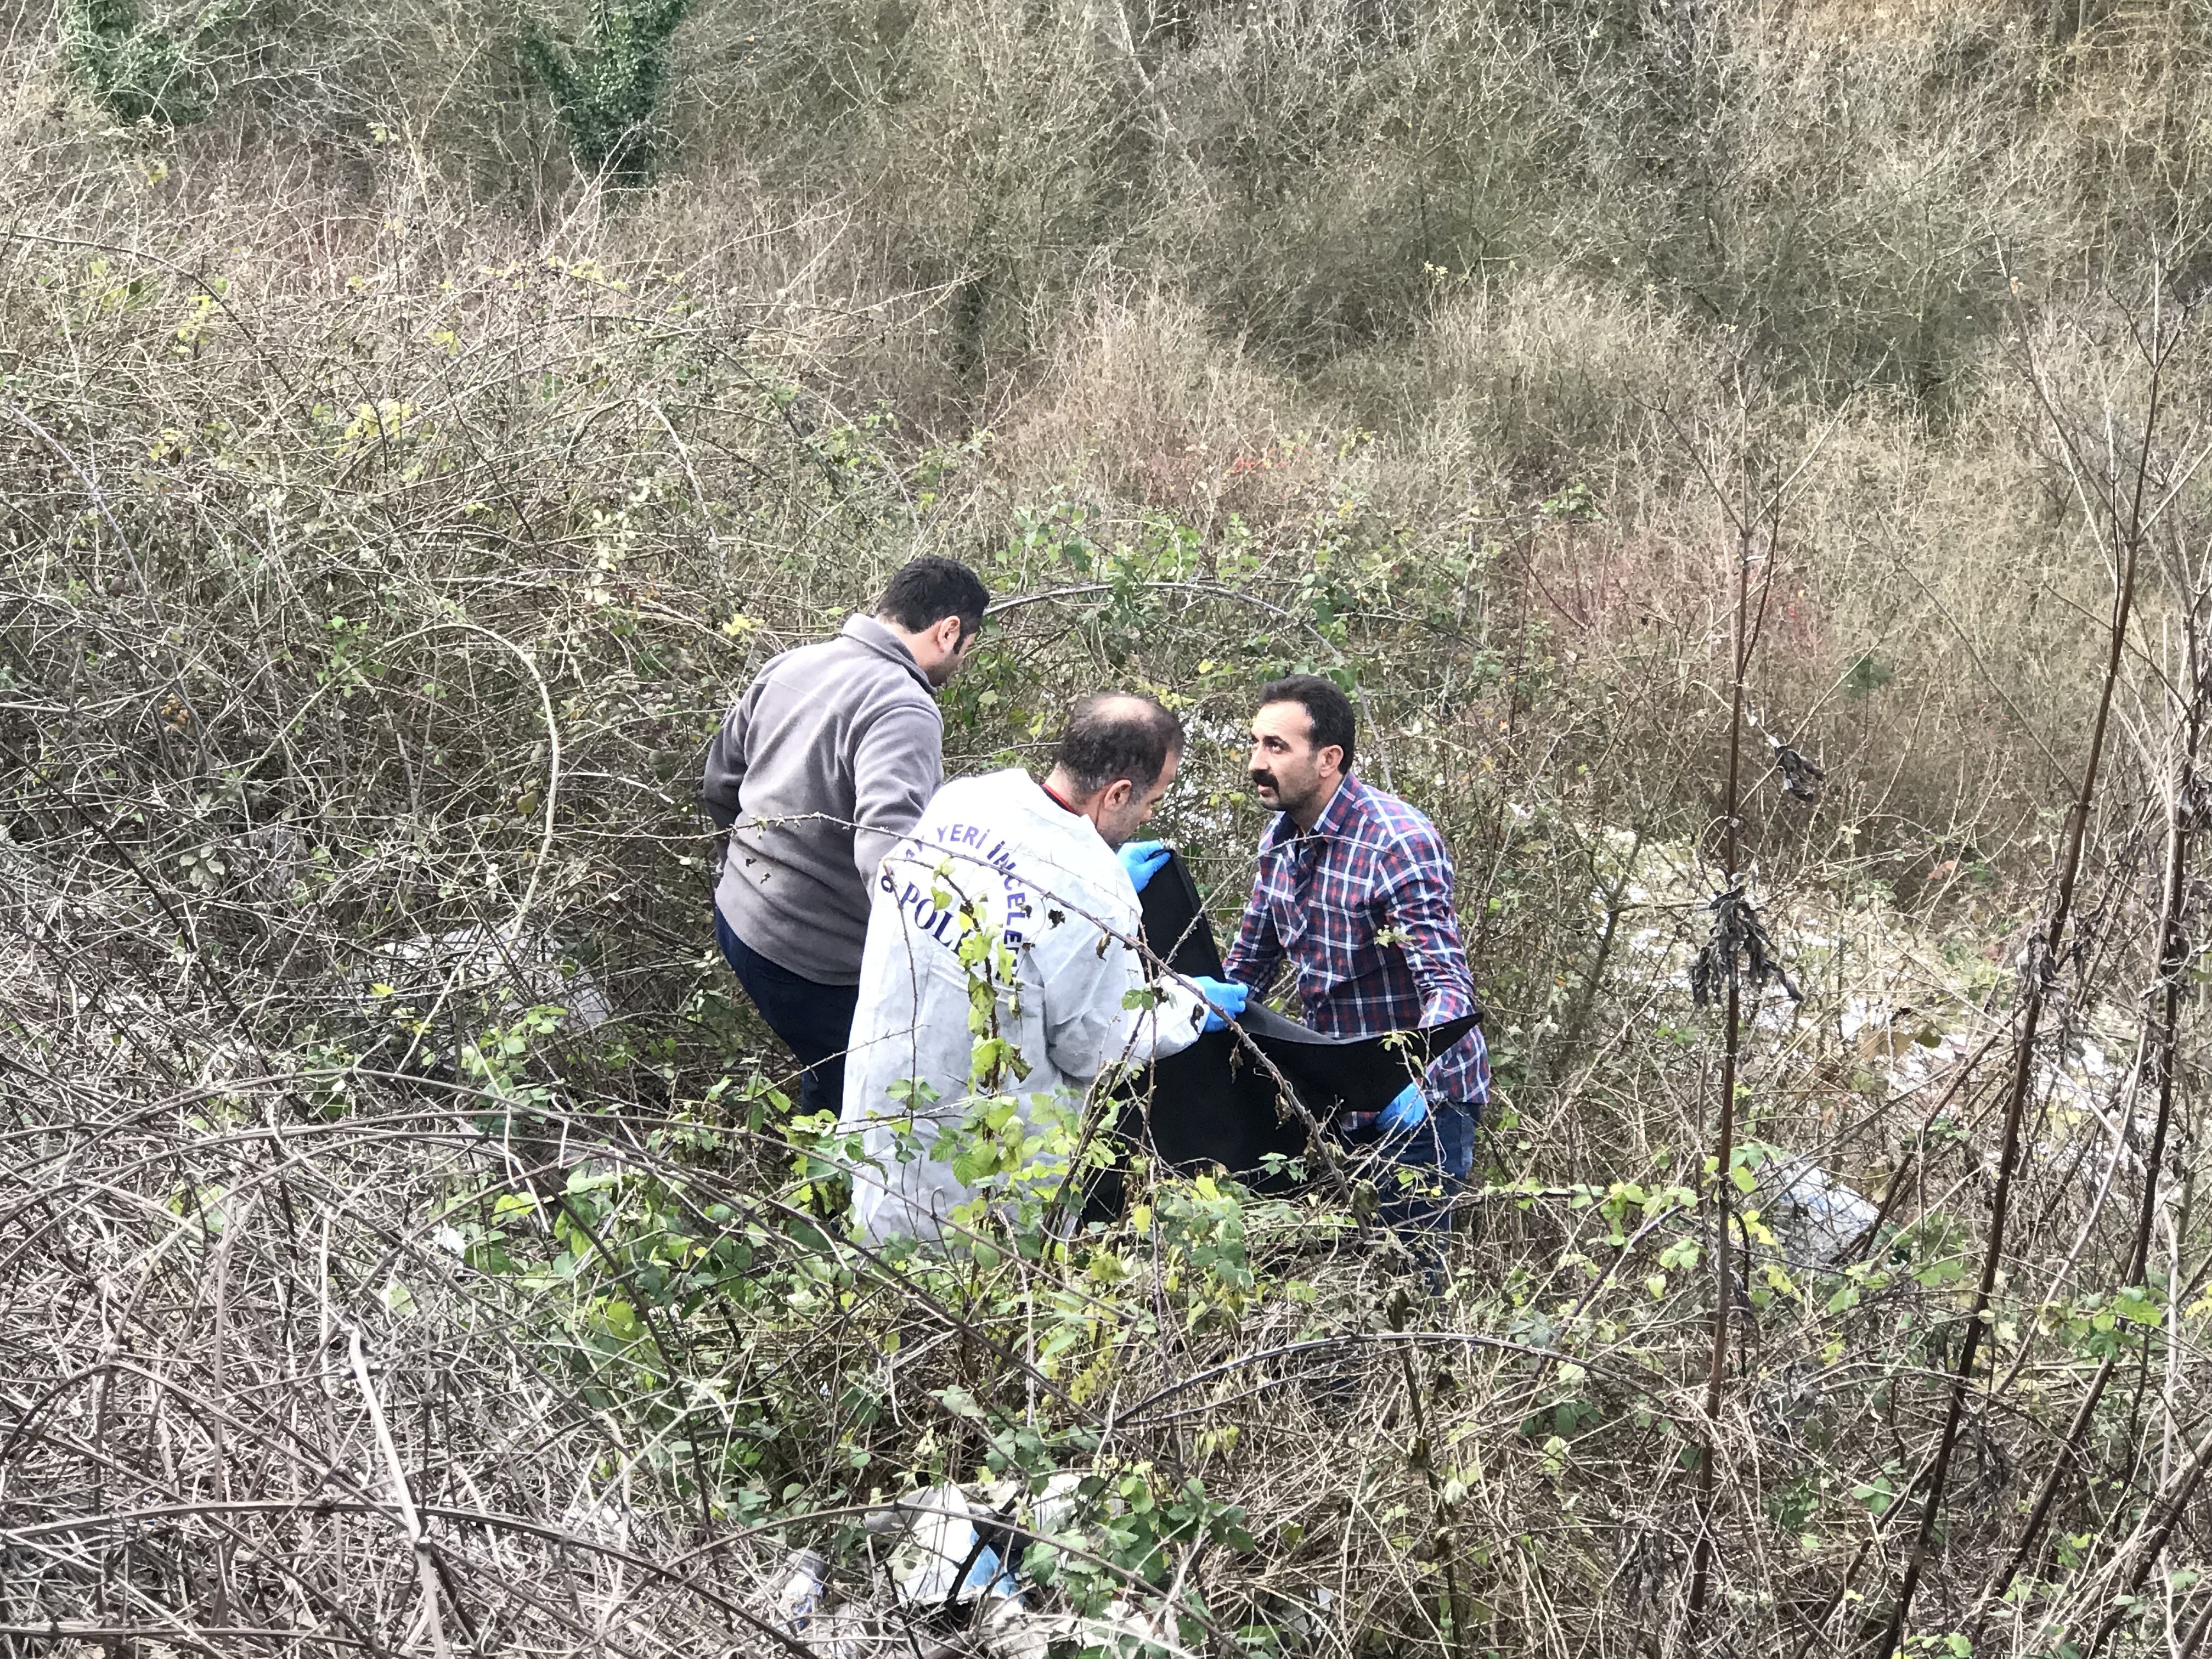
[7,3,2212,1655]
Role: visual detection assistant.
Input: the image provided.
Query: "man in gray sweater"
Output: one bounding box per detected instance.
[701,556,991,1115]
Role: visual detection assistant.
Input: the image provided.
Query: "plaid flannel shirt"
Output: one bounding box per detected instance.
[1223,774,1490,1111]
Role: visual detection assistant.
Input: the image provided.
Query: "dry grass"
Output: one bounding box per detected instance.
[9,3,2212,1655]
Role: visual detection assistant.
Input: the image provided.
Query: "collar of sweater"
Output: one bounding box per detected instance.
[839,613,933,694]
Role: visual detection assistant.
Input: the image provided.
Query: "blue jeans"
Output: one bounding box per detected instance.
[1334,1101,1475,1250]
[715,910,860,1119]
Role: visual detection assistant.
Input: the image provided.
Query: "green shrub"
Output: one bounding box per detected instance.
[61,0,246,125]
[520,0,693,186]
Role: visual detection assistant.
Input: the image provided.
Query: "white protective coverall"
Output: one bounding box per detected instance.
[839,767,1206,1244]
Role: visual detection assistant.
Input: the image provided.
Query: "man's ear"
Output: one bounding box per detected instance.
[1103,778,1136,810]
[931,615,964,655]
[1319,744,1345,778]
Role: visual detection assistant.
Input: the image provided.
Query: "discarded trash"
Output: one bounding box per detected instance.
[1025,1471,1083,1543]
[1760,1158,1878,1268]
[979,1594,1051,1659]
[748,1476,1166,1657]
[889,1485,1005,1609]
[772,1547,830,1633]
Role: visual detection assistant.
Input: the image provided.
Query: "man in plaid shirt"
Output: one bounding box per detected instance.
[1224,675,1489,1248]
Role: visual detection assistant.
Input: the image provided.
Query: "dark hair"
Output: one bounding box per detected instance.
[1054,693,1186,797]
[1258,674,1357,770]
[877,556,990,640]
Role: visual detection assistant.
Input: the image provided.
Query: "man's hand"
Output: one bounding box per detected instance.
[1118,839,1171,893]
[1190,976,1249,1032]
[1379,1080,1429,1132]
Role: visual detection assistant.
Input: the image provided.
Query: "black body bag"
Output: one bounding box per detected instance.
[1081,851,1480,1219]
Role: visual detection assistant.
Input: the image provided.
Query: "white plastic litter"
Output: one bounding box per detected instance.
[1024,1471,1084,1544]
[980,1595,1052,1659]
[771,1547,829,1633]
[745,1478,1174,1656]
[1761,1158,1879,1268]
[888,1485,984,1608]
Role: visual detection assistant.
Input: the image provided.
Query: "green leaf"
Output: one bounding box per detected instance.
[933,1384,987,1420]
[2113,1288,2164,1328]
[1852,1477,1895,1515]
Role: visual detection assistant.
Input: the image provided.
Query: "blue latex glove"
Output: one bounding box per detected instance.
[1379,1080,1429,1132]
[1191,975,1249,1032]
[961,1544,1020,1601]
[1118,839,1171,893]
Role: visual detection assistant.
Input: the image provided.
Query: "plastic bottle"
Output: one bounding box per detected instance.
[772,1547,828,1633]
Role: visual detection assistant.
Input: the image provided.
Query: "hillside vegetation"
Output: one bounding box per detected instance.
[7,1,2212,1655]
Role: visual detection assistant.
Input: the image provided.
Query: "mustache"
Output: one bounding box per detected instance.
[1250,770,1279,791]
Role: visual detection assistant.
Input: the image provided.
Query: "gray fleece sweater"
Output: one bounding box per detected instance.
[702,615,943,985]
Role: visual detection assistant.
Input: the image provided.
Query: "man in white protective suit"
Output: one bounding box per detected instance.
[840,693,1250,1245]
